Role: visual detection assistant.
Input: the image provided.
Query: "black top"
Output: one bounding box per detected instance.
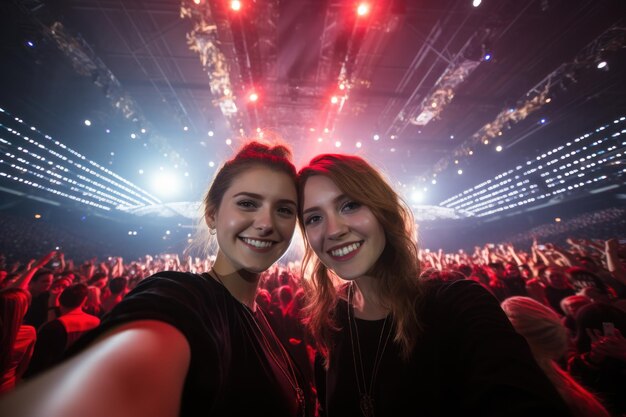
[316,279,573,417]
[67,271,313,417]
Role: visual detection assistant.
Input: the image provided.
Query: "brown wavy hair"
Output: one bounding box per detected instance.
[297,154,422,362]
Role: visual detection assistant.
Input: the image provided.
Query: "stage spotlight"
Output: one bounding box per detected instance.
[483,53,492,61]
[357,3,370,16]
[411,190,423,203]
[84,119,91,126]
[230,1,241,11]
[248,92,259,102]
[472,0,482,7]
[596,61,608,70]
[496,145,503,152]
[152,172,180,198]
[330,95,339,104]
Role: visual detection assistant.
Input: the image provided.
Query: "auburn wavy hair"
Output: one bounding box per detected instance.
[297,153,423,362]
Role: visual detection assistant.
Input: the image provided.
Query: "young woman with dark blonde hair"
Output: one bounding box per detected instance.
[0,141,313,417]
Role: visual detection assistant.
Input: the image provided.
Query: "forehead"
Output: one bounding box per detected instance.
[302,175,342,207]
[226,165,296,200]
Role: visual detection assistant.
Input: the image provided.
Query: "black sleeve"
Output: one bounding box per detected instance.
[439,280,573,417]
[23,320,67,379]
[313,352,327,417]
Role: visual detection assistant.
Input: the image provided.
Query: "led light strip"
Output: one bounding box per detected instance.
[0,107,163,211]
[440,116,626,216]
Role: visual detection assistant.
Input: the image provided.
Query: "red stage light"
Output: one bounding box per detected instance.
[357,3,370,16]
[248,92,259,102]
[230,0,241,11]
[330,95,339,104]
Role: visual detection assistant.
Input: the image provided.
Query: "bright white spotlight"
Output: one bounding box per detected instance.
[472,0,482,7]
[496,145,503,152]
[357,3,370,16]
[84,120,91,126]
[411,190,423,203]
[152,172,180,198]
[597,61,607,69]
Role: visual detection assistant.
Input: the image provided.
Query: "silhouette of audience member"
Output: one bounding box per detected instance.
[567,301,626,417]
[87,271,110,301]
[100,277,128,315]
[24,283,100,378]
[501,296,610,417]
[0,288,36,394]
[560,295,592,335]
[82,285,103,317]
[23,273,71,330]
[544,267,576,315]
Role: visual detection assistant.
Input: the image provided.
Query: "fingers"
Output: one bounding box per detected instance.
[586,327,603,342]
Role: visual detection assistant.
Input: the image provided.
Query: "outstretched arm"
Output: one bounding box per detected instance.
[0,320,190,417]
[605,238,626,286]
[10,250,56,290]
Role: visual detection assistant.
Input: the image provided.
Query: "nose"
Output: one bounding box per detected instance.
[254,207,274,236]
[326,212,348,240]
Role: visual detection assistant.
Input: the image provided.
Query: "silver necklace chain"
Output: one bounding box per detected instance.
[347,282,393,417]
[207,270,305,417]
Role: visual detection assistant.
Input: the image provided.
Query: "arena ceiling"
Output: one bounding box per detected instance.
[1,0,625,224]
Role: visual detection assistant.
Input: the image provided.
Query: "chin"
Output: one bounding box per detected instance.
[243,262,275,274]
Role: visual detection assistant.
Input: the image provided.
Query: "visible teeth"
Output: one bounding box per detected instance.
[242,238,273,248]
[330,242,361,257]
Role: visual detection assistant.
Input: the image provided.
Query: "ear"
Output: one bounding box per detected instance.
[205,205,217,229]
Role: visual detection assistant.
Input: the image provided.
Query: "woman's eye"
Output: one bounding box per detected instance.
[237,200,257,209]
[341,201,361,212]
[277,206,295,216]
[304,215,322,226]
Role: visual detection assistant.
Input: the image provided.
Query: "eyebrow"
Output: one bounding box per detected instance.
[233,192,297,207]
[302,193,347,215]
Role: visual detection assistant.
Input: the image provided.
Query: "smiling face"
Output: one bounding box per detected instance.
[302,175,386,281]
[208,165,298,274]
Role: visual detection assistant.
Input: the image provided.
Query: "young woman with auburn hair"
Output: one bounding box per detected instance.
[297,153,573,417]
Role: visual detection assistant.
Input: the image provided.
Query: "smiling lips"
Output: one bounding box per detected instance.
[328,241,363,260]
[240,237,276,252]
